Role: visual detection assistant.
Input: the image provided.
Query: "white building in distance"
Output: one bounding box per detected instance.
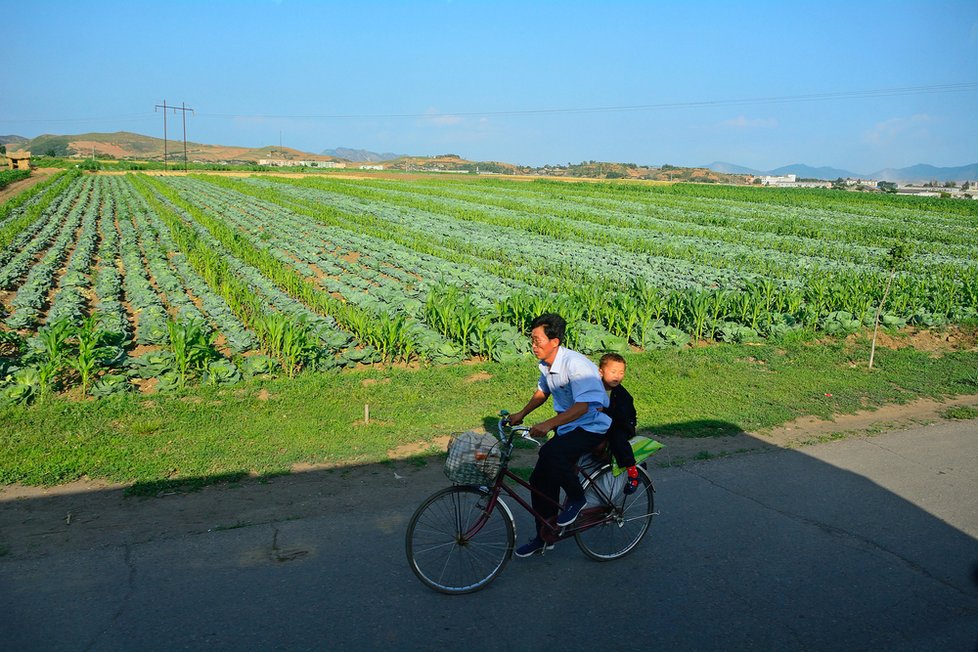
[258,159,345,168]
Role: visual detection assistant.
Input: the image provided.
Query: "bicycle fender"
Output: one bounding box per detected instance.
[493,495,517,536]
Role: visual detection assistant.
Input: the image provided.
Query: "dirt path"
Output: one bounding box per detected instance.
[652,392,978,465]
[0,167,58,204]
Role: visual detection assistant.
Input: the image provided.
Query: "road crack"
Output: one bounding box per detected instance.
[83,544,137,652]
[270,526,309,563]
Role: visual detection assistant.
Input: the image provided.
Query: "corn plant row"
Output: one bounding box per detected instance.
[136,177,378,364]
[184,176,543,352]
[121,177,294,354]
[194,177,533,358]
[191,178,466,364]
[116,174,260,350]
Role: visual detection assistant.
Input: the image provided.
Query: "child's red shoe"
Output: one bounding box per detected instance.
[624,465,639,495]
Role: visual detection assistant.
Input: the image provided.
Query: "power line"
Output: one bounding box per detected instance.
[195,82,978,120]
[0,114,155,124]
[2,82,976,126]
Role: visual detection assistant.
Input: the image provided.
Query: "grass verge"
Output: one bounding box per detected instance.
[1,331,976,489]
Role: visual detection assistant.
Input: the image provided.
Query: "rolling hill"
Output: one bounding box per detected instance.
[17,132,344,164]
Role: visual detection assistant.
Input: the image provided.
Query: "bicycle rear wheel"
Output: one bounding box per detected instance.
[406,485,515,594]
[576,465,654,561]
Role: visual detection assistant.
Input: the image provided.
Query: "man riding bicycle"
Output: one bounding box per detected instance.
[507,313,611,557]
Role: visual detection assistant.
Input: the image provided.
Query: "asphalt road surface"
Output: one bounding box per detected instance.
[2,419,977,651]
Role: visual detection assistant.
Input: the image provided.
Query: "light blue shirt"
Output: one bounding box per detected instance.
[537,346,611,436]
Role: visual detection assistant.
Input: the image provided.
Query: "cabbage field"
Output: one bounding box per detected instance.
[1,170,976,403]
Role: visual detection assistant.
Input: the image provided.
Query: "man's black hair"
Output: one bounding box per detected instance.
[530,313,566,343]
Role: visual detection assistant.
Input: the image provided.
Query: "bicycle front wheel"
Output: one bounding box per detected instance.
[576,465,654,561]
[406,485,515,594]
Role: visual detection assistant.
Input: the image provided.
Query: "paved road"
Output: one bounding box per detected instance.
[2,419,977,651]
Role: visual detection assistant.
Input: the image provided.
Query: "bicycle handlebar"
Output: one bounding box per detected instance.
[498,411,541,447]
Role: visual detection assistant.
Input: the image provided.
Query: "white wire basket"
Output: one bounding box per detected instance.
[444,431,502,485]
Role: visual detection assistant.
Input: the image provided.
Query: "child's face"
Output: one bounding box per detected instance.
[600,361,626,388]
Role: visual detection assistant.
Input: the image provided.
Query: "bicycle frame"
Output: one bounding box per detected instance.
[457,420,642,546]
[486,464,621,543]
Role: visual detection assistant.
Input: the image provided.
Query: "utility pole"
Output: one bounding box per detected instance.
[155,100,169,171]
[155,101,194,171]
[178,102,195,172]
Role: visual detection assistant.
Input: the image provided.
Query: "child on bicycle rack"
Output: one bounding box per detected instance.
[507,313,611,558]
[598,353,640,495]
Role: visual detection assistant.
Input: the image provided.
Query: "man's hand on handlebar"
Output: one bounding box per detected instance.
[501,410,549,441]
[528,422,551,439]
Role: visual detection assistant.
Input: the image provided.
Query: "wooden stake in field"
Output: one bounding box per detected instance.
[870,244,912,369]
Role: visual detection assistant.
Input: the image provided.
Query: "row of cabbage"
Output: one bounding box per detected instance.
[2,171,977,403]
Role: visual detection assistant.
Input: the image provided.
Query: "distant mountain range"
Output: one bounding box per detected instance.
[3,132,974,182]
[321,147,404,163]
[706,161,978,183]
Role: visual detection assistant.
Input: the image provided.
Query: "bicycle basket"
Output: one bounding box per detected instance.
[444,431,502,485]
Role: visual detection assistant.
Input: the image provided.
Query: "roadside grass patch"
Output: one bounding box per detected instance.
[1,338,976,490]
[940,405,978,420]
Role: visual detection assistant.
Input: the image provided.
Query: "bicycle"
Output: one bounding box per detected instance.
[405,412,662,594]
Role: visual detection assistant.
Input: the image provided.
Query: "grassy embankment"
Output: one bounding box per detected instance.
[2,328,976,494]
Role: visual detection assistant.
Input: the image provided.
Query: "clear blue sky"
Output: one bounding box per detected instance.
[4,0,977,172]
